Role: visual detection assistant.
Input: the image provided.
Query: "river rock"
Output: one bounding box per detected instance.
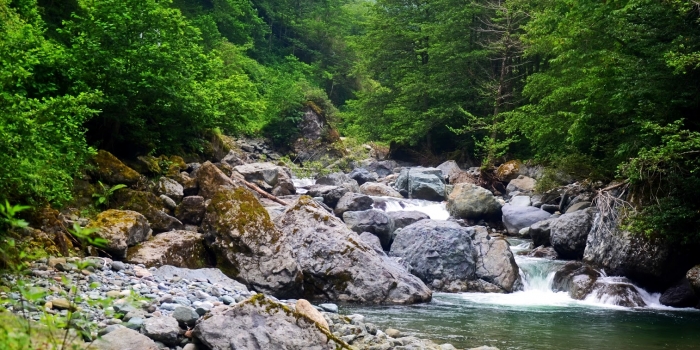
[202,187,303,298]
[295,299,329,330]
[447,183,502,221]
[388,211,430,230]
[155,177,184,201]
[90,150,142,185]
[565,201,591,213]
[502,204,552,234]
[359,182,403,198]
[196,161,239,199]
[126,230,210,268]
[233,162,280,190]
[151,265,248,293]
[394,168,445,201]
[506,175,536,195]
[316,172,360,192]
[496,160,523,182]
[390,220,477,291]
[587,277,646,307]
[583,213,697,290]
[141,316,180,346]
[437,160,462,183]
[307,185,349,208]
[359,232,385,255]
[366,160,398,178]
[113,189,184,232]
[550,208,595,259]
[552,261,599,300]
[274,197,431,304]
[472,226,523,292]
[659,278,698,308]
[510,196,531,207]
[343,209,395,250]
[687,265,700,294]
[92,326,159,350]
[173,305,199,327]
[193,296,346,350]
[529,218,555,247]
[88,210,151,259]
[334,192,374,216]
[528,246,558,260]
[174,195,206,225]
[348,168,378,185]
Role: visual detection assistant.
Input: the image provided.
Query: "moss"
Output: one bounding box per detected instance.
[207,187,279,244]
[91,150,141,185]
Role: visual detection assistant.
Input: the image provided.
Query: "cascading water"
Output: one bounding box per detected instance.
[375,197,450,220]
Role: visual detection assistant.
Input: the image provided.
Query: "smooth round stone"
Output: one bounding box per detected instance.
[221,296,235,305]
[319,303,339,313]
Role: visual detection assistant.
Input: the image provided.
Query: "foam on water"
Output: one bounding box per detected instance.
[292,178,314,194]
[378,198,450,220]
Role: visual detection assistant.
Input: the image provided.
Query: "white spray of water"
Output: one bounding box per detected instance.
[378,198,450,220]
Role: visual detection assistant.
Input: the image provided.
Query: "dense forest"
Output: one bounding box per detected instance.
[1,0,699,244]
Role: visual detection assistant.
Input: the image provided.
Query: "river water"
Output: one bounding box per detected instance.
[345,199,700,350]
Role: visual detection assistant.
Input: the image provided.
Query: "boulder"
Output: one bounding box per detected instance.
[541,204,559,214]
[359,182,403,198]
[550,208,595,259]
[141,316,180,346]
[471,226,523,292]
[565,201,591,213]
[307,185,349,208]
[436,160,462,183]
[496,160,523,182]
[343,209,395,250]
[202,187,303,298]
[233,162,296,196]
[151,265,248,293]
[388,211,430,230]
[390,220,477,292]
[174,196,206,225]
[394,168,445,201]
[501,204,552,234]
[528,246,558,260]
[447,183,502,221]
[155,177,184,201]
[529,218,555,247]
[113,189,184,233]
[92,326,159,350]
[88,210,151,259]
[510,196,531,207]
[334,192,373,217]
[366,160,398,178]
[348,168,378,185]
[552,261,599,300]
[359,232,385,255]
[272,167,296,196]
[506,175,536,195]
[687,265,700,294]
[659,278,698,308]
[196,161,239,199]
[193,296,347,350]
[274,197,431,304]
[90,150,141,185]
[315,172,360,192]
[126,230,210,268]
[583,214,697,290]
[587,277,647,307]
[295,299,329,331]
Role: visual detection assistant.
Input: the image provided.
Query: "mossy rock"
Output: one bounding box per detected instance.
[90,150,141,185]
[87,209,151,259]
[126,230,212,268]
[496,160,523,182]
[113,189,183,232]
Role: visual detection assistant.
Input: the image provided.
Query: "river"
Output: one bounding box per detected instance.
[343,198,700,350]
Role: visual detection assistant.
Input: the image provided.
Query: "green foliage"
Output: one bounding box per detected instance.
[91,182,126,208]
[0,201,30,231]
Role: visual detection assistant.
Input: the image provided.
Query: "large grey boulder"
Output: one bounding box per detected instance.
[388,211,430,230]
[348,168,378,185]
[583,213,696,290]
[366,160,398,178]
[587,277,647,307]
[552,261,600,300]
[193,296,347,350]
[274,197,431,304]
[343,209,395,250]
[315,172,360,192]
[155,177,184,201]
[436,160,462,183]
[501,204,552,234]
[334,192,373,216]
[506,175,536,195]
[447,183,502,221]
[529,218,556,247]
[152,265,248,293]
[390,220,477,291]
[141,316,180,346]
[93,326,159,350]
[659,278,698,308]
[233,162,296,196]
[359,182,403,198]
[174,196,206,225]
[550,208,595,259]
[394,168,446,201]
[126,230,210,269]
[88,210,151,259]
[202,187,303,298]
[307,185,349,208]
[471,226,523,292]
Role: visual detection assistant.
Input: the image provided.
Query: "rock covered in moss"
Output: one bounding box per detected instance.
[295,299,329,331]
[126,230,211,268]
[88,210,151,259]
[274,196,431,304]
[113,189,183,232]
[90,150,141,185]
[193,295,349,350]
[202,187,303,298]
[196,161,240,199]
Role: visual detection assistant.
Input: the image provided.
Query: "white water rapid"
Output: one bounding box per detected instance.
[376,198,450,220]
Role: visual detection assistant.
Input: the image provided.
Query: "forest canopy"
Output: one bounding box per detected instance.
[1,0,699,242]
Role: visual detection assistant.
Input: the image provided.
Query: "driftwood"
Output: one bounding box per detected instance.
[231,173,289,206]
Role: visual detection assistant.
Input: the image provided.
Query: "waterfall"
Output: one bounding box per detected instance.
[377,198,450,220]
